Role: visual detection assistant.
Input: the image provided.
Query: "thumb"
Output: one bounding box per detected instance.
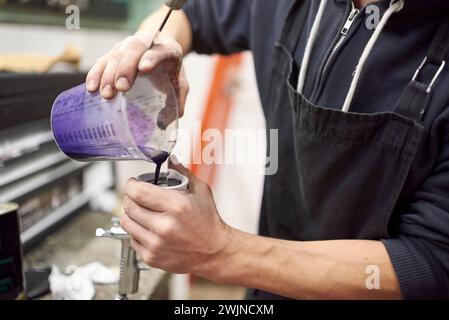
[168,154,192,179]
[168,155,201,191]
[169,155,210,194]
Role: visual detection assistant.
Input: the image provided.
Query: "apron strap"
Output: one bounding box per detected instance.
[428,13,449,65]
[395,12,449,121]
[276,1,311,53]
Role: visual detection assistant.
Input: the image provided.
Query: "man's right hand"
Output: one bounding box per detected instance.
[86,31,189,116]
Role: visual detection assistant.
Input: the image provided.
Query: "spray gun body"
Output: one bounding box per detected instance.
[96,221,142,300]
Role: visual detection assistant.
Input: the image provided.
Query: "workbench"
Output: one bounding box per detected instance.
[23,210,169,300]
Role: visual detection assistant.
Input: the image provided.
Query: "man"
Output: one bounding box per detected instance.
[86,0,449,299]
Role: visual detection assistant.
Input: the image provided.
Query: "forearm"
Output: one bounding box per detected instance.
[138,6,193,55]
[205,229,402,300]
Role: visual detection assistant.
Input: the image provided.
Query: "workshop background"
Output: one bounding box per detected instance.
[0,0,266,300]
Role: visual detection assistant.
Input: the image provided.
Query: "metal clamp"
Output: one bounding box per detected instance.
[412,57,446,93]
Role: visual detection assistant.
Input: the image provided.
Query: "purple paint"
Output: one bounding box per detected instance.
[152,151,170,185]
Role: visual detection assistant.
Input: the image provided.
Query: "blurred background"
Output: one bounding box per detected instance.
[0,0,266,300]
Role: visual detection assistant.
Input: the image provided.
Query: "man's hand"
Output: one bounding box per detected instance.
[86,32,189,117]
[120,159,231,276]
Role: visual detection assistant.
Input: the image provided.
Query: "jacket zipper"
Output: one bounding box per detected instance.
[321,3,360,77]
[311,2,360,101]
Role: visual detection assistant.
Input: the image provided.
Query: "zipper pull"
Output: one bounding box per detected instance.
[341,6,360,36]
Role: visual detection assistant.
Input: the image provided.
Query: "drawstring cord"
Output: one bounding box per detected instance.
[342,0,404,112]
[297,0,405,112]
[297,0,328,94]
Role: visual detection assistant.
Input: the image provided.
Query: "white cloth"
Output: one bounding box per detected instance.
[49,262,119,300]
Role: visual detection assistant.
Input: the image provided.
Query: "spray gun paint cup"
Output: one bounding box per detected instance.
[137,169,189,189]
[51,69,179,165]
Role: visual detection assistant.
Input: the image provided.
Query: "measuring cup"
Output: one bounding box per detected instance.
[51,69,179,164]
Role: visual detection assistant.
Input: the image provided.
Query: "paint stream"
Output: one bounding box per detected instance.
[146,151,170,185]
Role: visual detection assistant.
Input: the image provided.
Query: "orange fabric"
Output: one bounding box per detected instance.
[190,54,243,186]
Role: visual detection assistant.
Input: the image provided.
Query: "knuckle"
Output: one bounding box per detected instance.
[125,178,134,190]
[122,197,133,215]
[86,72,94,82]
[126,180,146,202]
[171,199,189,214]
[145,252,157,266]
[120,216,129,231]
[154,45,181,64]
[160,37,182,55]
[87,65,103,79]
[160,221,176,238]
[109,51,121,61]
[173,45,183,59]
[112,41,123,51]
[141,250,152,265]
[135,32,153,44]
[126,38,146,52]
[132,187,146,203]
[150,238,163,252]
[123,36,133,44]
[116,64,134,78]
[94,57,106,66]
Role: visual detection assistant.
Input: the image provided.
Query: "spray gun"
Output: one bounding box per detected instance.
[96,218,149,300]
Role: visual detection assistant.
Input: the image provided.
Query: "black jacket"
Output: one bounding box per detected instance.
[184,0,449,299]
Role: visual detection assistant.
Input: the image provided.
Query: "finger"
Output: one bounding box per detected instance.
[115,37,150,92]
[157,101,178,130]
[130,238,155,266]
[169,155,209,193]
[138,43,182,75]
[86,58,107,92]
[176,67,189,118]
[120,214,157,248]
[123,196,174,235]
[125,178,179,211]
[168,155,192,179]
[100,55,121,99]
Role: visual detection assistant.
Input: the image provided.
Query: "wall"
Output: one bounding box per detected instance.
[0,23,130,70]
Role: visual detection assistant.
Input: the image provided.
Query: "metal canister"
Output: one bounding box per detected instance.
[0,203,26,300]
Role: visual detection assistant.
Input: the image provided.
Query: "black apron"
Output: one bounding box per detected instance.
[247,2,449,300]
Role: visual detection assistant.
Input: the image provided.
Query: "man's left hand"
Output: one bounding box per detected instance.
[121,158,231,277]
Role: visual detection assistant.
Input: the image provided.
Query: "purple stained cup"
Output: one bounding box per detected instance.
[51,74,178,165]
